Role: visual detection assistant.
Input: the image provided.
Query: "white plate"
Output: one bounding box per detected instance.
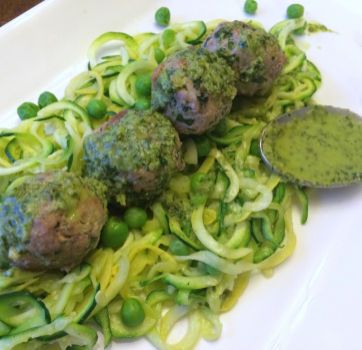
[1,0,362,349]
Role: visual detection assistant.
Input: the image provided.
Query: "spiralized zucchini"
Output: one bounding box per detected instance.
[0,16,317,350]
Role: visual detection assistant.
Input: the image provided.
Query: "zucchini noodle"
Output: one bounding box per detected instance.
[0,15,318,350]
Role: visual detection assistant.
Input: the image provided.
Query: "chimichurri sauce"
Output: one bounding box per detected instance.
[262,106,362,186]
[307,22,335,34]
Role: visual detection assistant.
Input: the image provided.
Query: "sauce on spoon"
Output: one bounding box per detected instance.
[260,105,362,187]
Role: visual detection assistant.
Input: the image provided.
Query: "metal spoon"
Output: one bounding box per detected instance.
[259,105,362,188]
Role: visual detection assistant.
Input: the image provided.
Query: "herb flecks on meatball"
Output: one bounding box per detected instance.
[151,47,237,135]
[0,171,107,271]
[83,109,184,206]
[203,21,287,96]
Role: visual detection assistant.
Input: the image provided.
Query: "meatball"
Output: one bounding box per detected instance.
[83,109,184,207]
[151,47,237,135]
[202,21,287,96]
[0,171,107,271]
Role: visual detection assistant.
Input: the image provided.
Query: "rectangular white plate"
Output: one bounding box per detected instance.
[1,0,362,349]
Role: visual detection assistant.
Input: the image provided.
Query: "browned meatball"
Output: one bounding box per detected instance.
[0,171,107,271]
[203,21,287,96]
[151,47,237,135]
[83,109,184,207]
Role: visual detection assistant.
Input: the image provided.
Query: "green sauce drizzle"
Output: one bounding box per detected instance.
[262,106,362,186]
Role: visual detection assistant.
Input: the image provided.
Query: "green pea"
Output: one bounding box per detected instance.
[204,263,220,275]
[287,4,304,19]
[102,217,129,244]
[190,173,207,192]
[134,98,151,110]
[193,136,211,158]
[121,298,145,328]
[293,21,307,35]
[155,7,170,26]
[249,139,261,158]
[162,29,176,44]
[17,102,39,121]
[87,99,107,119]
[101,217,129,248]
[244,0,258,14]
[38,91,58,109]
[124,207,148,229]
[105,111,116,117]
[169,238,189,256]
[154,48,165,64]
[135,75,152,96]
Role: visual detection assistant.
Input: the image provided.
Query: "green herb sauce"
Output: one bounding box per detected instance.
[262,106,362,186]
[307,22,335,34]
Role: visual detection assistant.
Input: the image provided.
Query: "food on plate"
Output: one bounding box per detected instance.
[101,216,129,248]
[121,298,146,327]
[203,21,287,96]
[83,109,184,206]
[261,105,362,186]
[151,47,237,134]
[38,91,58,109]
[0,171,107,271]
[134,97,152,110]
[0,7,333,350]
[123,206,148,228]
[244,0,258,14]
[17,102,39,121]
[155,7,171,26]
[135,75,152,96]
[87,99,108,119]
[287,4,305,19]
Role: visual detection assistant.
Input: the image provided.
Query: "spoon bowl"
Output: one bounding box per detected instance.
[259,105,362,188]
